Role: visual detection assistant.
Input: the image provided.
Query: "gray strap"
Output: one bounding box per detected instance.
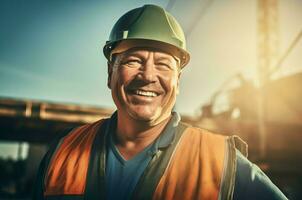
[232,135,248,157]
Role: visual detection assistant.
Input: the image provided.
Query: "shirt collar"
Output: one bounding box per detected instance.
[106,111,181,152]
[155,112,181,149]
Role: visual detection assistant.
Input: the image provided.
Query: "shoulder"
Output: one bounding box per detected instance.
[180,122,227,141]
[59,118,107,143]
[42,118,107,167]
[234,150,288,200]
[51,118,108,153]
[177,123,228,165]
[34,118,109,199]
[178,123,239,156]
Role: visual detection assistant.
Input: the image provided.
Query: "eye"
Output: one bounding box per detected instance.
[155,62,174,71]
[122,59,142,68]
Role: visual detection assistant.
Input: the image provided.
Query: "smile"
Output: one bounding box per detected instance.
[133,90,158,97]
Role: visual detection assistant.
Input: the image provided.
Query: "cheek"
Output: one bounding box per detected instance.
[111,68,137,92]
[160,73,179,93]
[119,70,133,84]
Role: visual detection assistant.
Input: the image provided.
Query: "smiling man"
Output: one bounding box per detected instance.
[34,4,287,200]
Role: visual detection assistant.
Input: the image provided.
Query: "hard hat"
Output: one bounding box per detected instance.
[103,4,190,68]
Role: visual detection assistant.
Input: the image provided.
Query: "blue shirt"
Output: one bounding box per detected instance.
[234,150,287,200]
[105,131,155,200]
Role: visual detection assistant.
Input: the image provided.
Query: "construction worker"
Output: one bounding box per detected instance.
[34,4,287,200]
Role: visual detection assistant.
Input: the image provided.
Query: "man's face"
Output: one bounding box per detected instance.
[108,48,181,125]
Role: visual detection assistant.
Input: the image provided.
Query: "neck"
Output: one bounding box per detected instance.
[114,111,171,160]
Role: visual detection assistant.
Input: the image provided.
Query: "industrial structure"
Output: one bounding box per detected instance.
[0,98,113,198]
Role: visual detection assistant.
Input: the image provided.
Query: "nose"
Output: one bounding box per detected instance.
[137,60,156,83]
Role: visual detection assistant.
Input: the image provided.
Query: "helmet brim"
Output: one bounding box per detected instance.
[103,39,190,68]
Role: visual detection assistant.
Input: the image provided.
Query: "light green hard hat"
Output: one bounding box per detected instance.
[103,4,190,68]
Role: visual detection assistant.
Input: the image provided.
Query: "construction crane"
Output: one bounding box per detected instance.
[257,0,279,158]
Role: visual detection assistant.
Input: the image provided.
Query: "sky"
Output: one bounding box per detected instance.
[0,0,301,119]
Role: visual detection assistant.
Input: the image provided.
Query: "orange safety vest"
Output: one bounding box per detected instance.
[42,118,247,200]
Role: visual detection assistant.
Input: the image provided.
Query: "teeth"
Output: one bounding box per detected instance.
[135,90,157,97]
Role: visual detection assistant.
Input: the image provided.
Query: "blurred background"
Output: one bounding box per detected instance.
[0,0,301,199]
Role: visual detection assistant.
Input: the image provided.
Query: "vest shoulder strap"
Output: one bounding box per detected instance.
[44,119,105,196]
[34,127,74,200]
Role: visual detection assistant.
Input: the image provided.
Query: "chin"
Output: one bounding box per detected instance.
[128,108,160,123]
[129,112,156,122]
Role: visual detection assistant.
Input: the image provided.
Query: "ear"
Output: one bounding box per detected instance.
[176,71,182,95]
[107,61,113,89]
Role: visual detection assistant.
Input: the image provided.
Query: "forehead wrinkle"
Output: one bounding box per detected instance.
[123,51,148,59]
